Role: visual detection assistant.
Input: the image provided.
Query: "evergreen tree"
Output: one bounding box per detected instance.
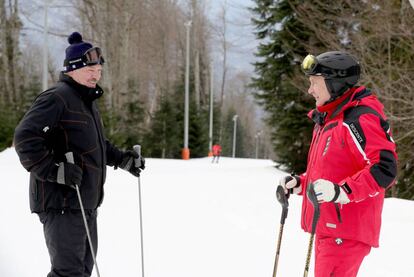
[144,94,182,158]
[250,0,314,172]
[219,108,252,158]
[170,79,211,158]
[101,79,145,150]
[0,103,18,149]
[143,76,212,159]
[0,71,41,151]
[188,102,209,158]
[211,103,222,149]
[220,108,236,157]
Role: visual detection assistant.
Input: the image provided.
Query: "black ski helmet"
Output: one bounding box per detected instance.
[301,51,361,99]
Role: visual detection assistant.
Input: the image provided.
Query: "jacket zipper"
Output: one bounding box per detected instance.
[334,203,342,223]
[302,125,324,231]
[303,122,344,230]
[89,103,105,207]
[33,181,39,201]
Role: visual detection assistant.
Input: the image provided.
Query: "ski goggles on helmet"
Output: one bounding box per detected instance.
[301,54,318,75]
[64,47,105,72]
[301,53,360,80]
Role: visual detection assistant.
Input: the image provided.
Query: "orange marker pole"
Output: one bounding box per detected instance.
[182,148,190,160]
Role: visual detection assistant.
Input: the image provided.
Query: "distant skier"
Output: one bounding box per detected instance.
[277,51,397,277]
[212,144,222,163]
[14,32,145,277]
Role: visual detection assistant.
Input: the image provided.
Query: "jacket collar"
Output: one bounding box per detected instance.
[59,72,104,103]
[308,86,370,125]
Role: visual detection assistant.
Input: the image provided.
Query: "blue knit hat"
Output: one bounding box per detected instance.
[63,32,93,72]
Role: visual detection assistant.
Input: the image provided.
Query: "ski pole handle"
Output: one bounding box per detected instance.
[303,184,319,277]
[133,145,141,155]
[307,183,320,234]
[64,152,77,190]
[65,152,75,164]
[276,185,289,208]
[133,144,142,168]
[276,185,289,224]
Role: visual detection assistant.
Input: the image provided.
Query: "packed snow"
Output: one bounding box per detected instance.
[1,147,413,276]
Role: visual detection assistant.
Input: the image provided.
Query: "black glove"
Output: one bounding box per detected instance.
[119,150,145,177]
[56,162,83,189]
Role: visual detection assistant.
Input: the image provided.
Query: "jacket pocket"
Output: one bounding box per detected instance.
[31,179,39,202]
[37,211,48,224]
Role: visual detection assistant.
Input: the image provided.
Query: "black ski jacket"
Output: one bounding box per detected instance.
[14,73,123,213]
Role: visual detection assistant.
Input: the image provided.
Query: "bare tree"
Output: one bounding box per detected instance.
[0,0,21,107]
[210,0,231,143]
[75,1,189,122]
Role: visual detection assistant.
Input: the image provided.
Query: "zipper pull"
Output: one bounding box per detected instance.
[334,203,342,223]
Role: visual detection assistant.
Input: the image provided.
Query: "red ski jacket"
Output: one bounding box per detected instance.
[299,86,397,247]
[212,144,222,156]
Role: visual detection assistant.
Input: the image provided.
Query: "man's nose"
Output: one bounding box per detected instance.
[92,71,101,79]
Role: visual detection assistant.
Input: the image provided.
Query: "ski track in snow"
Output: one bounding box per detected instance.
[0,147,413,276]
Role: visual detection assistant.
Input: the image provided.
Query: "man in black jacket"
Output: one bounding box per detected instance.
[14,32,144,277]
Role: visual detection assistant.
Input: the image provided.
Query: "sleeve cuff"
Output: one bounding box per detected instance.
[338,179,354,201]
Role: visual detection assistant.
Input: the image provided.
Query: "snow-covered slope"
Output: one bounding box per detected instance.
[1,147,413,276]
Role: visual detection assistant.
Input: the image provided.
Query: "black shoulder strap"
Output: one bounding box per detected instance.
[344,105,382,122]
[343,105,392,150]
[351,88,372,101]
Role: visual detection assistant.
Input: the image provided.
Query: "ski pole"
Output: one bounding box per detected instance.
[65,152,101,277]
[303,183,320,277]
[133,145,145,277]
[272,185,290,277]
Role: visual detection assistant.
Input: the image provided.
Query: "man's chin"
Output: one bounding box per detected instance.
[315,98,329,107]
[86,83,97,88]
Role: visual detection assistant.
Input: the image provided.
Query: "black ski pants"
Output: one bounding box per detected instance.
[38,209,98,277]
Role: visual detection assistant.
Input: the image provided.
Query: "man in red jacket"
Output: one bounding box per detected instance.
[212,144,222,163]
[278,51,397,277]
